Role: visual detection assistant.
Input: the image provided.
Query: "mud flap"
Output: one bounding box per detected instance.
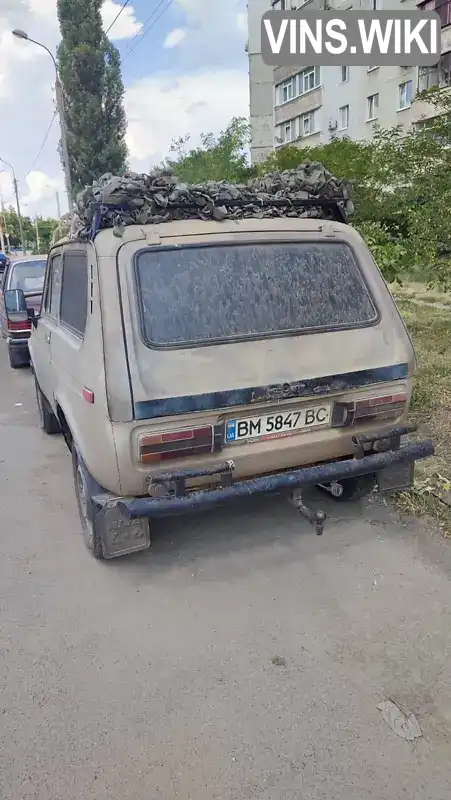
[95,499,151,559]
[377,461,414,493]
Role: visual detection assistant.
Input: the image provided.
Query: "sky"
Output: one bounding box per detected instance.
[0,0,249,219]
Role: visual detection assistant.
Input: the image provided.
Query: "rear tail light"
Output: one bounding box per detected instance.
[332,392,408,427]
[7,319,31,332]
[139,426,214,464]
[354,393,407,423]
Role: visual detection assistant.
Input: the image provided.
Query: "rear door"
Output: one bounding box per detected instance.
[30,251,62,403]
[118,230,412,410]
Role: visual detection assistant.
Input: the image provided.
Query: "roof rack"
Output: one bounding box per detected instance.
[85,196,348,239]
[159,197,349,223]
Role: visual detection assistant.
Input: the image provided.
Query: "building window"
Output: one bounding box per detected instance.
[419,0,451,27]
[441,51,451,85]
[418,64,439,91]
[339,104,349,130]
[301,66,318,92]
[341,65,349,82]
[398,80,413,109]
[275,67,321,107]
[284,120,294,142]
[280,78,295,105]
[300,110,316,136]
[367,93,379,120]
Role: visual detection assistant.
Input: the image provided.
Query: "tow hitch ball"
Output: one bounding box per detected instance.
[288,489,328,536]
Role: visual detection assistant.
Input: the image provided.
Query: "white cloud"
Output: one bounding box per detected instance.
[0,169,65,219]
[101,0,141,40]
[0,0,249,221]
[236,11,247,33]
[25,0,141,40]
[163,28,187,49]
[125,69,249,168]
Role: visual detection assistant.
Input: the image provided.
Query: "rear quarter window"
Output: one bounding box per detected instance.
[135,241,379,348]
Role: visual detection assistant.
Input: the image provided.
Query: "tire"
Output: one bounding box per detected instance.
[35,379,62,435]
[320,473,377,502]
[8,346,27,369]
[72,447,104,559]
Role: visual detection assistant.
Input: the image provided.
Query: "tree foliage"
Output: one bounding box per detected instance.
[164,89,451,287]
[1,208,58,253]
[57,0,128,196]
[163,118,253,184]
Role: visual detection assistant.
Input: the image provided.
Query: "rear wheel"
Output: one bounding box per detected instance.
[72,447,104,559]
[35,379,61,435]
[320,473,377,502]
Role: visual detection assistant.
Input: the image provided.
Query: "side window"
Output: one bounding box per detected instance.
[44,254,63,317]
[60,251,88,337]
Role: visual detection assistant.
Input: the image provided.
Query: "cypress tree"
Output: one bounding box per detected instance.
[57,0,128,196]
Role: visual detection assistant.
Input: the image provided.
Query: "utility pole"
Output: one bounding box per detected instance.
[0,191,10,252]
[35,215,40,253]
[12,31,73,210]
[0,216,5,254]
[55,75,73,207]
[12,173,26,254]
[56,190,61,220]
[0,159,26,255]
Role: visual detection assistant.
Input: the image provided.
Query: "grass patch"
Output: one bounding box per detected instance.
[395,299,451,532]
[391,280,451,308]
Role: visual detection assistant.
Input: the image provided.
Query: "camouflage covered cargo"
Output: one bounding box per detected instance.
[52,162,354,242]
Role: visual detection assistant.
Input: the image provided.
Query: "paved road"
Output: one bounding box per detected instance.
[1,349,451,800]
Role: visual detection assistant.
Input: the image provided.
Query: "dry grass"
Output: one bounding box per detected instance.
[390,280,451,308]
[393,297,451,532]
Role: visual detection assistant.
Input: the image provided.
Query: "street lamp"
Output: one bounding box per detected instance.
[12,29,73,211]
[0,158,26,254]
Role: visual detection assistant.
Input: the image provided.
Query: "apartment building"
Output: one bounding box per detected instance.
[248,0,451,162]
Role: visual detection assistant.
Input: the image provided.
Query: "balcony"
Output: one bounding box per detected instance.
[418,0,451,27]
[412,51,451,122]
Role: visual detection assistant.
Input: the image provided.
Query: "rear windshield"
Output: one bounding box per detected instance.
[135,242,378,347]
[9,261,45,293]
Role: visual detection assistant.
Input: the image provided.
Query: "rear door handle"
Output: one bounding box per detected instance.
[45,332,51,344]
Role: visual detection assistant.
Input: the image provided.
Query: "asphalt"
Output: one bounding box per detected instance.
[1,348,451,799]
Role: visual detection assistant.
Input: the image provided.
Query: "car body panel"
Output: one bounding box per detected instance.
[31,220,416,499]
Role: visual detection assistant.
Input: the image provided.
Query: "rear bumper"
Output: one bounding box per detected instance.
[7,336,30,349]
[110,437,433,520]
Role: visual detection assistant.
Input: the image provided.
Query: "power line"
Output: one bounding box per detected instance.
[125,0,168,50]
[123,0,174,62]
[104,0,131,36]
[24,111,58,180]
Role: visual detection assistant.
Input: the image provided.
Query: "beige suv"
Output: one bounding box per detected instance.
[4,215,434,560]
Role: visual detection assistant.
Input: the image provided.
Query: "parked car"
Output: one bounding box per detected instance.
[0,253,10,276]
[0,256,46,368]
[3,215,434,562]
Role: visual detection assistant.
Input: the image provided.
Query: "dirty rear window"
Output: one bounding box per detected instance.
[135,242,378,347]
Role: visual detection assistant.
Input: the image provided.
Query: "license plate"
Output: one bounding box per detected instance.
[225,405,331,443]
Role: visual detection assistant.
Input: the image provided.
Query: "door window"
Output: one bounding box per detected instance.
[60,251,88,337]
[44,254,63,318]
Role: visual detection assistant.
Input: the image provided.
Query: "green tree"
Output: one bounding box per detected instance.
[35,217,59,254]
[57,0,128,196]
[2,208,34,250]
[258,87,451,287]
[163,118,253,184]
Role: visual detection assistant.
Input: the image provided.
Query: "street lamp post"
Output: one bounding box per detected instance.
[0,158,26,254]
[12,29,73,211]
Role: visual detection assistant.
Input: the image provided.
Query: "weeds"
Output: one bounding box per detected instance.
[393,298,451,533]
